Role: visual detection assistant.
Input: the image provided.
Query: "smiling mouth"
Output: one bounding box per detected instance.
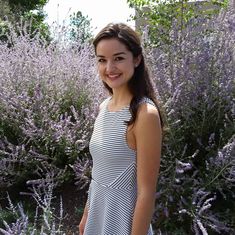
[106,74,121,80]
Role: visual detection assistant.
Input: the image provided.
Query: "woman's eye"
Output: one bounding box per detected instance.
[115,57,124,61]
[97,58,105,63]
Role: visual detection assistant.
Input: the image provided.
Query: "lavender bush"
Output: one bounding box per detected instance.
[146,1,235,234]
[0,20,104,190]
[0,177,66,234]
[0,2,234,234]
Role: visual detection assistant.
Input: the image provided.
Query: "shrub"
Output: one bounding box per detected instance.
[146,2,235,234]
[0,179,65,234]
[0,2,234,234]
[0,21,103,189]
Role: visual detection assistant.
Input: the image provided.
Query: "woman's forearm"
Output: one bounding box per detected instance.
[131,193,155,235]
[78,202,89,235]
[83,202,88,217]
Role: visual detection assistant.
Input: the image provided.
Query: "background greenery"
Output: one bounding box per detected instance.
[0,0,234,234]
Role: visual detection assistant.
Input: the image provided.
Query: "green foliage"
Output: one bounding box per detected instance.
[0,0,12,19]
[127,0,228,47]
[69,11,93,44]
[75,206,85,218]
[0,0,51,43]
[0,191,36,228]
[0,207,16,228]
[22,10,51,42]
[8,0,48,13]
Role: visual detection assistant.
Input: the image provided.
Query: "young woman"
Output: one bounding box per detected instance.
[79,23,164,235]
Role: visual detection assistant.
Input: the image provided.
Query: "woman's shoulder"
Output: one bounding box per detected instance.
[138,97,156,109]
[135,97,162,134]
[137,97,160,119]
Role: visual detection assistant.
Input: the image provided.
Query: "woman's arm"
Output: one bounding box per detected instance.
[78,202,88,235]
[131,103,162,235]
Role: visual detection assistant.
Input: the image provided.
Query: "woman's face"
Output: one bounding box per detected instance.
[95,38,140,91]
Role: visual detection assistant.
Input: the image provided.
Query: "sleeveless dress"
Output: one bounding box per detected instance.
[84,97,155,235]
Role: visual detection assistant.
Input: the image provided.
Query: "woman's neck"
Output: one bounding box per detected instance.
[111,88,133,107]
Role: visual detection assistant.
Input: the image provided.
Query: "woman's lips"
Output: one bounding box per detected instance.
[107,74,121,81]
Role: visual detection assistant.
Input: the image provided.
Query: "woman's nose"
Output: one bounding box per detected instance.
[106,61,115,72]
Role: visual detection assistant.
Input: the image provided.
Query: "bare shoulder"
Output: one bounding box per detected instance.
[134,102,162,140]
[137,102,161,125]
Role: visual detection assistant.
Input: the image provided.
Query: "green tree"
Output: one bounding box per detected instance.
[0,0,12,20]
[128,0,228,47]
[8,0,48,13]
[69,11,93,44]
[0,0,50,42]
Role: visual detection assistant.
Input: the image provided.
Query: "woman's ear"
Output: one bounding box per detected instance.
[134,55,142,67]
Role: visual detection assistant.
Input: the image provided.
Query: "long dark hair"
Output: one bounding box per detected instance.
[93,23,165,130]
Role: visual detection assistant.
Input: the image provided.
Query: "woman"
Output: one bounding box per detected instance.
[79,23,164,235]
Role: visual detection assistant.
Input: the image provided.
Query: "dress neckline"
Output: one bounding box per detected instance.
[105,103,130,113]
[105,97,130,113]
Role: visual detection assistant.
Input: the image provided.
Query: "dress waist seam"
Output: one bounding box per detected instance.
[91,178,135,190]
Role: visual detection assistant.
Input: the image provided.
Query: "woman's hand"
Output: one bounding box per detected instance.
[78,204,88,235]
[78,215,87,235]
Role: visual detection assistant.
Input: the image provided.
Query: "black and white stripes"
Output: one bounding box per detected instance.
[84,97,154,235]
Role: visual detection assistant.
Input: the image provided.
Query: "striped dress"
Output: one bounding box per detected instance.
[84,96,154,235]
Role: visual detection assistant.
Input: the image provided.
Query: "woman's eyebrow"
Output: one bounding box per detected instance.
[113,52,126,56]
[96,52,126,57]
